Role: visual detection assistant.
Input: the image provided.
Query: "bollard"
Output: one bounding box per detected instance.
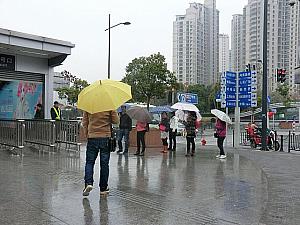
[280,135,283,152]
[288,131,291,153]
[233,129,235,147]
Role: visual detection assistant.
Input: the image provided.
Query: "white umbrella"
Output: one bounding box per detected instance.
[211,109,232,124]
[175,110,202,121]
[171,102,199,112]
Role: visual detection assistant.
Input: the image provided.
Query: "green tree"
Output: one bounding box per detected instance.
[122,52,177,109]
[182,83,220,113]
[56,71,89,105]
[275,84,291,106]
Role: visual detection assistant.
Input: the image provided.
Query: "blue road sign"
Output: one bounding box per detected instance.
[239,79,252,86]
[226,71,236,79]
[267,96,271,104]
[239,86,252,93]
[239,71,252,78]
[177,93,198,104]
[226,101,236,107]
[226,93,236,100]
[226,79,236,86]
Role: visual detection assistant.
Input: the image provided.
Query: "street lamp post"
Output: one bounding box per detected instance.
[261,0,268,151]
[105,14,131,79]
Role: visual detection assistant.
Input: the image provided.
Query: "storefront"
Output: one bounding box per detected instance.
[0,28,74,119]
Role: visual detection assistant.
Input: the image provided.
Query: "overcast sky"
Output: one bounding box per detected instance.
[0,0,248,83]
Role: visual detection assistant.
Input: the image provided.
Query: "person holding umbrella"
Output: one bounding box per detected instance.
[182,111,197,157]
[77,79,132,197]
[126,106,152,156]
[211,109,232,159]
[159,112,170,153]
[117,105,132,154]
[134,121,147,156]
[215,118,227,159]
[168,111,178,151]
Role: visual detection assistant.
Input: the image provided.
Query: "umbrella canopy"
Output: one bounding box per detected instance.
[77,80,132,114]
[211,109,232,124]
[126,106,153,123]
[117,103,132,113]
[171,102,199,112]
[175,110,202,121]
[149,105,173,114]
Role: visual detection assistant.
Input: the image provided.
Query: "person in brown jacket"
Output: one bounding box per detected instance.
[82,110,119,196]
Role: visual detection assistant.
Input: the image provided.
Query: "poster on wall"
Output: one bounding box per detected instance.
[0,80,43,119]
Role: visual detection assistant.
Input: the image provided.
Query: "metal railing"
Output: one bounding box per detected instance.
[24,120,56,148]
[0,119,81,152]
[55,120,81,151]
[288,131,300,152]
[240,131,250,146]
[0,120,25,149]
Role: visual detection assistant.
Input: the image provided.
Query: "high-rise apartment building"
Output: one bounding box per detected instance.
[173,1,219,85]
[239,0,291,93]
[231,14,245,72]
[219,34,230,74]
[289,1,300,96]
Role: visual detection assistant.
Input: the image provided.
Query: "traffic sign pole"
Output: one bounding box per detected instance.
[225,107,229,147]
[234,72,240,149]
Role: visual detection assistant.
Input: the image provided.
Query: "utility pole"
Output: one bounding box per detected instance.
[261,0,268,151]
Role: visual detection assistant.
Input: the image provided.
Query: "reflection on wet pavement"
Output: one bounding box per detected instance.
[0,145,268,225]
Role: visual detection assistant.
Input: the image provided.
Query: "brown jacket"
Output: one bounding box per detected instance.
[82,110,119,138]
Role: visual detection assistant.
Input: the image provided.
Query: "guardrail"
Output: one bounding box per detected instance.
[240,131,250,146]
[0,120,25,149]
[55,120,81,151]
[0,119,81,153]
[288,131,300,152]
[24,120,56,148]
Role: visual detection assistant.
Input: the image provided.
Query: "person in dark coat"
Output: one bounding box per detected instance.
[117,105,132,154]
[182,111,197,157]
[34,103,44,119]
[50,101,61,120]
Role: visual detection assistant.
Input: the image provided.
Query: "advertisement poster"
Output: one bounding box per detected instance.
[0,80,43,119]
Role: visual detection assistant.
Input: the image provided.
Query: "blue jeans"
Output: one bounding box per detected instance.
[84,138,110,191]
[117,129,130,152]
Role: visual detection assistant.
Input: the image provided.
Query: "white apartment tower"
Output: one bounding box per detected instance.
[242,0,290,92]
[173,1,219,85]
[219,34,230,73]
[289,1,300,97]
[231,14,245,72]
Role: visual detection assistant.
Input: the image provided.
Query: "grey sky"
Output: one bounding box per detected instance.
[0,0,248,83]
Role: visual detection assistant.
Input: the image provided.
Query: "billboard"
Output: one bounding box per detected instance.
[0,80,43,119]
[177,93,198,104]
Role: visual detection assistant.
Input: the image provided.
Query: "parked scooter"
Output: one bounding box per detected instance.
[247,128,280,151]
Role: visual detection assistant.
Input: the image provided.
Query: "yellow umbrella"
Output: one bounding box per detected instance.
[77,79,132,114]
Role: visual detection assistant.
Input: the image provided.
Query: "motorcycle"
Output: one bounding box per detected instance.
[248,128,280,151]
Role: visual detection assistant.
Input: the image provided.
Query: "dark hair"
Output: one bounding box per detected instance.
[36,103,42,108]
[189,111,196,118]
[54,101,59,105]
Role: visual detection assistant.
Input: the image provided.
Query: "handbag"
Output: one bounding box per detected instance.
[159,124,166,131]
[214,132,219,138]
[108,112,117,152]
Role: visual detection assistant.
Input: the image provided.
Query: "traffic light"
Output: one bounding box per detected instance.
[281,69,286,83]
[277,69,286,83]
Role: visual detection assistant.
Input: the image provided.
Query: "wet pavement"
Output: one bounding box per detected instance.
[0,139,298,225]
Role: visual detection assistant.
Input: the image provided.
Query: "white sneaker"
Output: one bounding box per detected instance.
[216,155,221,158]
[83,184,93,196]
[100,187,110,196]
[219,155,227,159]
